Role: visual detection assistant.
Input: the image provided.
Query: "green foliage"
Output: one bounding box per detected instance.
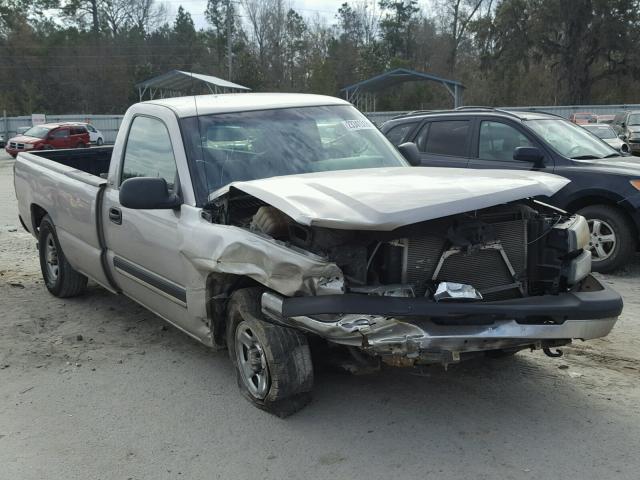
[1,0,640,115]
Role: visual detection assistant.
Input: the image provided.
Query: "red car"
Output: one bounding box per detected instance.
[5,123,90,157]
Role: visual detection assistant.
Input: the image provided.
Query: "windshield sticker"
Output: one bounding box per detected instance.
[343,120,374,130]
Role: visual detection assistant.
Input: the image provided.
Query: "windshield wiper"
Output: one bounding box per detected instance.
[570,155,600,159]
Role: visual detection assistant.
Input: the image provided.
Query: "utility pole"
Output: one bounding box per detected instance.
[226,0,232,80]
[3,110,7,147]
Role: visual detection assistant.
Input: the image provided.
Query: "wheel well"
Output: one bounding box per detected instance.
[206,273,260,348]
[30,204,48,235]
[566,196,639,240]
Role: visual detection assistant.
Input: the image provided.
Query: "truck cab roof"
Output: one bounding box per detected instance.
[143,93,350,118]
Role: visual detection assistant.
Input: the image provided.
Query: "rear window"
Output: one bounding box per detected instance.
[417,120,470,156]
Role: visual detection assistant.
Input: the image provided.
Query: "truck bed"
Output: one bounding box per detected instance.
[30,146,113,178]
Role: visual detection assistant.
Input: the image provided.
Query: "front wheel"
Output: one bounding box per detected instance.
[226,288,313,417]
[578,205,636,273]
[96,138,103,146]
[38,215,87,297]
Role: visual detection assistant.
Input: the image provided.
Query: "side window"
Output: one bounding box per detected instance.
[385,122,417,145]
[53,129,69,138]
[121,116,178,191]
[478,121,533,162]
[416,120,470,157]
[87,125,96,133]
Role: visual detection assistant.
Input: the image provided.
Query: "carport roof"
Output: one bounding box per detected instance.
[136,70,250,93]
[341,67,464,95]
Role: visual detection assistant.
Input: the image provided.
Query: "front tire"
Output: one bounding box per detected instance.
[226,288,313,417]
[96,138,103,146]
[577,205,636,273]
[38,215,87,297]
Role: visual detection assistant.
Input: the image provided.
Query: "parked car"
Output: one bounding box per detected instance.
[13,94,622,416]
[569,112,597,125]
[0,133,4,148]
[597,114,615,124]
[381,108,640,272]
[72,122,105,146]
[582,124,629,153]
[612,110,640,155]
[5,123,90,157]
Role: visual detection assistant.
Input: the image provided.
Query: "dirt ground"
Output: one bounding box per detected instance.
[1,151,639,480]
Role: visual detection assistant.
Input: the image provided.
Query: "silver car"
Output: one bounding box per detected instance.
[583,124,630,154]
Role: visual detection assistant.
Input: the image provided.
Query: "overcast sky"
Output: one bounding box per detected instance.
[174,0,350,28]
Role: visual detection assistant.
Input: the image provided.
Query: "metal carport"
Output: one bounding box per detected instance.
[341,67,465,111]
[136,70,250,101]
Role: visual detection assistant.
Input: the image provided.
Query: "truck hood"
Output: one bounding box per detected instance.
[217,167,570,231]
[11,135,42,144]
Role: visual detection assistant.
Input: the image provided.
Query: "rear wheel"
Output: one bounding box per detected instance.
[577,205,636,273]
[96,138,104,146]
[38,215,87,297]
[226,288,313,417]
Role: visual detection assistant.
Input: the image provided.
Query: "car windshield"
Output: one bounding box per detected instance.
[524,118,618,159]
[584,125,617,139]
[22,126,51,139]
[180,105,407,201]
[628,113,640,126]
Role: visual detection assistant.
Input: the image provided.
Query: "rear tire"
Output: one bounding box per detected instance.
[96,138,104,146]
[577,205,636,273]
[226,288,313,417]
[38,215,87,297]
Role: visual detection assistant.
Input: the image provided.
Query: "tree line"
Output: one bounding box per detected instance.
[1,0,639,115]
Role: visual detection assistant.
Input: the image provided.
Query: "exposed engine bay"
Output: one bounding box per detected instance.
[200,186,616,368]
[210,188,591,303]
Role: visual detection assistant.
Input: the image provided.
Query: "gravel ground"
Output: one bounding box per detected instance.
[1,151,639,480]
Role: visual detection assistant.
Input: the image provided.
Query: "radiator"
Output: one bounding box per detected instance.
[404,219,528,300]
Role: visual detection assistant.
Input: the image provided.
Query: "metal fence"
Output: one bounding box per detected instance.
[4,103,640,141]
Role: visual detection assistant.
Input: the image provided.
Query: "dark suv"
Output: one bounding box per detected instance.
[381,108,640,272]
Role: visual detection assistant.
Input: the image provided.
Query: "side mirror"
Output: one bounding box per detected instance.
[119,177,181,209]
[621,122,626,128]
[619,134,626,140]
[513,146,545,168]
[397,142,422,166]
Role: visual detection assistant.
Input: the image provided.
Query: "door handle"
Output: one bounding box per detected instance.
[109,207,122,225]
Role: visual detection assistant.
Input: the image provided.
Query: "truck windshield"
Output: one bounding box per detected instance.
[23,126,50,139]
[525,118,618,159]
[180,105,407,200]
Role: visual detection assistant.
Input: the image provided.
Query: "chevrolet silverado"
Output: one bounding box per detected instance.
[14,94,623,416]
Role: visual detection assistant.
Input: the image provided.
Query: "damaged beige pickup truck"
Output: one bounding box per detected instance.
[14,94,623,416]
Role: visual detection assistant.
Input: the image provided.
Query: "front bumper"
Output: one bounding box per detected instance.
[629,141,640,153]
[261,275,622,361]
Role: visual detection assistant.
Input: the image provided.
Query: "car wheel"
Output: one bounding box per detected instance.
[577,205,636,273]
[38,215,88,297]
[226,288,313,417]
[96,138,103,146]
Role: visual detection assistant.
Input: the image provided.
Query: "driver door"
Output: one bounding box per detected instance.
[102,114,192,334]
[468,120,552,171]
